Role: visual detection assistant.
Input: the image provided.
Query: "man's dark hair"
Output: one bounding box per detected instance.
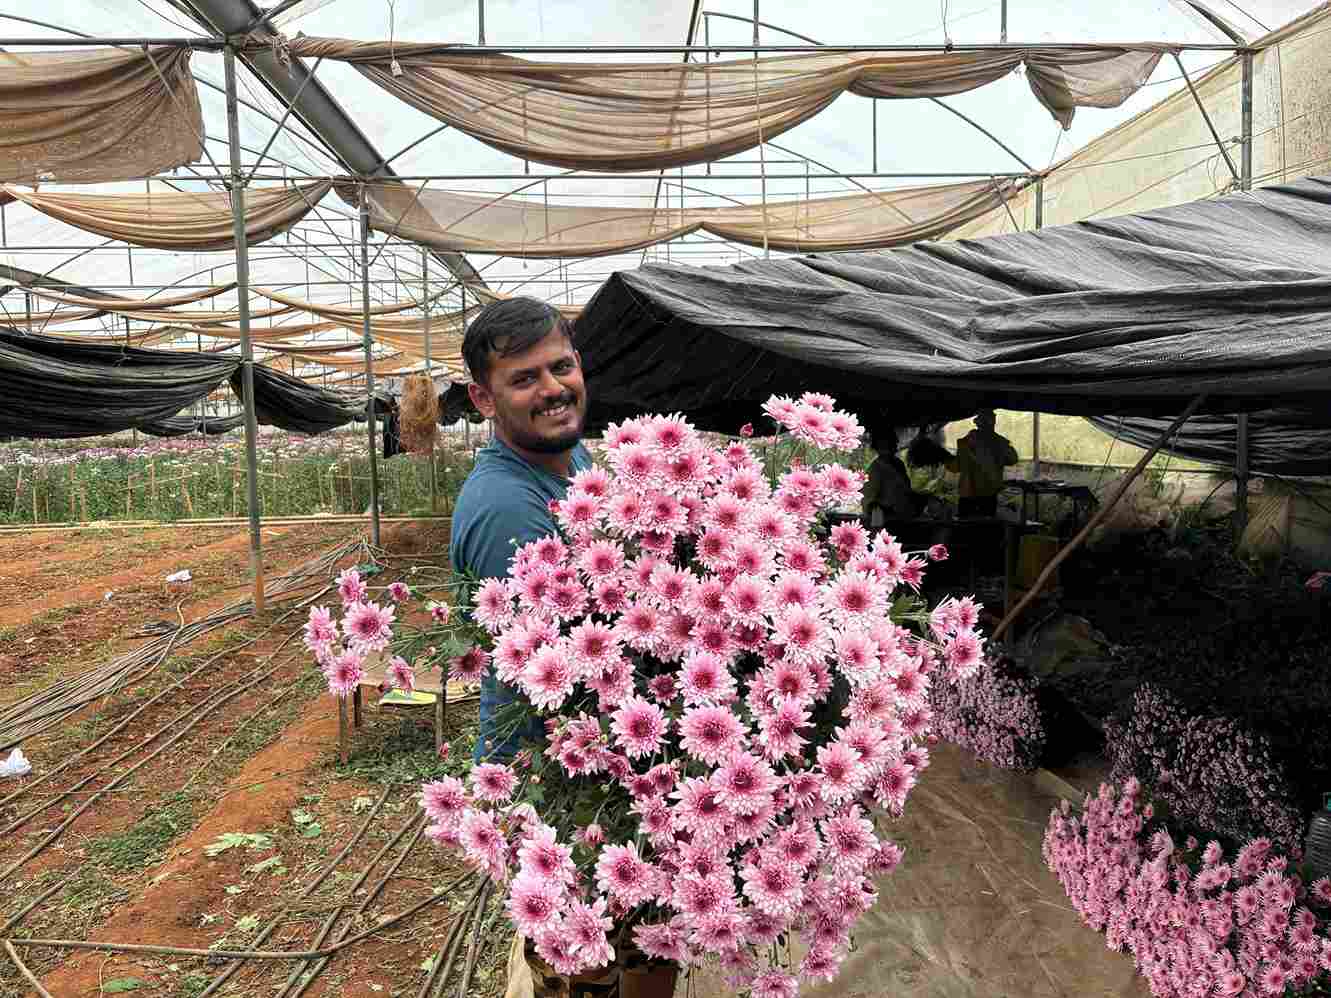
[462,297,572,387]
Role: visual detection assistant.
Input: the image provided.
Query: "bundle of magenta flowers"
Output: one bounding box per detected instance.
[1106,683,1305,855]
[411,394,985,996]
[1044,777,1331,997]
[929,653,1046,771]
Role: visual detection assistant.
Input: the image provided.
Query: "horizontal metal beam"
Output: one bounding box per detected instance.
[0,36,223,46]
[259,41,1245,54]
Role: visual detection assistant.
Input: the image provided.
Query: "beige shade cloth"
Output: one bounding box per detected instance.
[284,38,1166,170]
[2,180,333,251]
[0,306,106,326]
[254,285,454,318]
[0,46,203,185]
[17,282,236,310]
[677,743,1144,998]
[357,178,1023,258]
[468,285,583,319]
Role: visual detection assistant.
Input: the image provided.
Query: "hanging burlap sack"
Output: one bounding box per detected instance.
[398,374,440,455]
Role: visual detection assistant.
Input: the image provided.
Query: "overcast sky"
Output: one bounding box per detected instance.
[0,0,1320,343]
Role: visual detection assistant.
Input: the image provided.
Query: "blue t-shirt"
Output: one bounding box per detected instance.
[450,435,591,760]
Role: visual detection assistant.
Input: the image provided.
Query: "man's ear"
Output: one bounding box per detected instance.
[468,381,497,419]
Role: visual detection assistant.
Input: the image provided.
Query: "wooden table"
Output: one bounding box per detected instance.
[337,655,475,764]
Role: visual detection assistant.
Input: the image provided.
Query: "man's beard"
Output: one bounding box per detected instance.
[497,393,586,454]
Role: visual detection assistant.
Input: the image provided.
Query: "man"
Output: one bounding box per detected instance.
[449,297,592,763]
[862,425,928,527]
[946,408,1019,518]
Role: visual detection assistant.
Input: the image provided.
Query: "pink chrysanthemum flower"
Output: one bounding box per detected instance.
[671,777,731,842]
[899,557,926,591]
[634,922,687,963]
[757,695,810,761]
[595,842,656,906]
[531,535,567,567]
[617,601,661,653]
[592,579,628,616]
[819,465,863,507]
[557,490,603,536]
[765,660,816,704]
[780,538,824,576]
[337,567,367,606]
[823,571,884,624]
[303,605,338,655]
[672,870,736,921]
[507,873,564,937]
[568,620,619,675]
[565,897,615,969]
[732,537,776,578]
[817,740,867,803]
[458,808,507,880]
[470,762,518,803]
[713,752,779,816]
[632,794,676,846]
[800,947,844,983]
[927,543,949,562]
[943,631,984,679]
[690,618,737,663]
[832,627,880,686]
[605,491,645,534]
[704,493,747,533]
[343,600,396,652]
[649,563,692,606]
[772,606,828,666]
[821,807,878,875]
[577,539,625,580]
[521,644,575,710]
[386,581,410,602]
[387,655,415,693]
[696,528,735,570]
[678,705,746,766]
[570,465,611,497]
[420,776,468,822]
[517,824,576,888]
[771,571,818,611]
[723,467,770,504]
[775,819,822,870]
[428,600,453,626]
[750,969,800,998]
[690,910,746,954]
[533,921,582,976]
[472,579,514,632]
[611,696,669,759]
[324,648,364,698]
[680,652,736,706]
[741,852,804,919]
[448,646,489,683]
[829,521,869,559]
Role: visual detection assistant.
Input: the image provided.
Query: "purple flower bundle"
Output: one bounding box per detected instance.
[1045,778,1331,998]
[1106,684,1305,854]
[929,653,1046,771]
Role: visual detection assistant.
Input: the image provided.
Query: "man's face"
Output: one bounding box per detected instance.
[468,327,587,455]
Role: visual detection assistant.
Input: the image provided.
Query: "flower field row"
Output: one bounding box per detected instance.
[0,430,477,523]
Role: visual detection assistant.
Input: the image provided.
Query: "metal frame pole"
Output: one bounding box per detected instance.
[359,196,382,547]
[1235,52,1253,539]
[1032,177,1043,485]
[423,245,437,513]
[224,44,265,613]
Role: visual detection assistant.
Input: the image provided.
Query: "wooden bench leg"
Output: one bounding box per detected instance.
[338,696,349,765]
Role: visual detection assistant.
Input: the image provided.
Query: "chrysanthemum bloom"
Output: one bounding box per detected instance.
[741,851,804,918]
[580,823,604,846]
[750,969,800,998]
[521,644,575,710]
[386,581,410,602]
[324,648,364,698]
[427,599,454,627]
[611,697,669,759]
[336,567,367,606]
[595,842,656,906]
[517,824,576,888]
[448,646,489,683]
[458,809,507,880]
[343,600,396,652]
[817,740,867,803]
[739,423,754,438]
[944,631,984,679]
[713,752,779,816]
[617,601,661,653]
[470,762,518,803]
[387,656,415,693]
[577,539,624,580]
[303,605,338,656]
[568,620,619,676]
[420,776,468,822]
[679,652,735,706]
[565,897,615,969]
[671,776,732,844]
[507,873,564,936]
[927,543,949,562]
[634,921,688,963]
[757,695,810,761]
[678,705,746,765]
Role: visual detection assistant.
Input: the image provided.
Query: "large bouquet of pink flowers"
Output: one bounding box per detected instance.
[419,394,985,995]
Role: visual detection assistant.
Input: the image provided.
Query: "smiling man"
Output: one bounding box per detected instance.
[449,297,592,762]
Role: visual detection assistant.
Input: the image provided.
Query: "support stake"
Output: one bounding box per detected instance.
[992,395,1206,642]
[225,44,265,613]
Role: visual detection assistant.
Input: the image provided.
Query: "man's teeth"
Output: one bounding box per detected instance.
[541,403,570,416]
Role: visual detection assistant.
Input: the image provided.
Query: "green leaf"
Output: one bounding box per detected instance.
[235,914,261,934]
[224,885,246,896]
[419,956,437,973]
[352,796,375,814]
[245,856,286,875]
[298,822,322,839]
[102,978,145,993]
[290,808,315,826]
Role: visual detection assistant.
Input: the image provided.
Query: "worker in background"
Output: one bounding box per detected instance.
[862,424,929,527]
[946,409,1019,518]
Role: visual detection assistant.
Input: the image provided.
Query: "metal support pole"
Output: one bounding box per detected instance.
[1032,177,1043,485]
[1000,0,1007,43]
[359,197,382,547]
[872,100,877,174]
[224,45,265,613]
[1235,52,1253,539]
[478,0,485,46]
[1171,52,1240,185]
[423,246,437,513]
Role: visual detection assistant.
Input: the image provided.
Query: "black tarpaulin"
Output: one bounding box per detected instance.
[1089,410,1331,477]
[0,328,238,438]
[572,176,1331,433]
[138,412,246,437]
[234,363,394,436]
